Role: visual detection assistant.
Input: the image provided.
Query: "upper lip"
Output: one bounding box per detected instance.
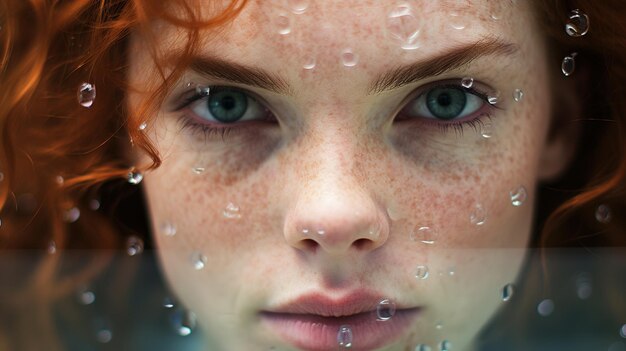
[263,290,407,317]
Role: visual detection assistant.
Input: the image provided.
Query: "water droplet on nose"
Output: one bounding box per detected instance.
[126,236,144,256]
[415,265,429,280]
[170,308,197,336]
[276,13,291,35]
[509,186,528,207]
[620,324,626,338]
[595,204,612,223]
[78,288,96,305]
[440,340,452,351]
[469,203,486,226]
[415,345,432,351]
[301,228,310,235]
[537,299,554,317]
[386,4,423,50]
[480,122,493,139]
[410,226,437,245]
[163,297,175,309]
[316,229,325,235]
[448,12,468,30]
[561,53,577,76]
[303,56,316,70]
[513,88,524,102]
[161,222,177,236]
[127,169,143,185]
[191,251,207,270]
[64,207,81,223]
[341,48,359,67]
[288,0,309,14]
[47,240,57,254]
[337,325,353,348]
[223,202,242,219]
[501,283,515,301]
[192,167,205,174]
[77,82,96,108]
[461,77,474,89]
[138,121,147,131]
[376,298,396,321]
[565,9,589,37]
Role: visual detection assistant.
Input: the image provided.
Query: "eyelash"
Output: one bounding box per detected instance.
[174,83,498,140]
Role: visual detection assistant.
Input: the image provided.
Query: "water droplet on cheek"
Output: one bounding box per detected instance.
[448,12,468,30]
[410,226,437,245]
[191,251,207,270]
[415,265,429,280]
[302,56,316,70]
[509,186,528,207]
[341,48,359,67]
[223,202,242,219]
[288,0,309,14]
[276,13,291,35]
[337,325,353,348]
[161,222,177,236]
[513,88,524,102]
[376,299,396,321]
[480,122,493,139]
[469,203,486,226]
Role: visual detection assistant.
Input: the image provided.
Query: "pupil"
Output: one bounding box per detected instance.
[437,93,452,107]
[221,96,235,110]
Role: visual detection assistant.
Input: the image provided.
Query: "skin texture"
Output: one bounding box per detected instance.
[127,1,574,350]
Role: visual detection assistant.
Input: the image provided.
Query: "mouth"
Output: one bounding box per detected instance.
[259,291,421,351]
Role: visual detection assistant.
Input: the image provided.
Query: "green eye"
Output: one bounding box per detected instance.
[425,87,467,120]
[208,89,248,123]
[189,87,268,125]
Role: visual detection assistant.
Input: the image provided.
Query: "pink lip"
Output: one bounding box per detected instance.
[260,291,421,351]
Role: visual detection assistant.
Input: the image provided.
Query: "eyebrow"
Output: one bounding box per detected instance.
[186,37,517,96]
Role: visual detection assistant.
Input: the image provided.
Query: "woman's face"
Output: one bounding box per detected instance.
[128,1,562,350]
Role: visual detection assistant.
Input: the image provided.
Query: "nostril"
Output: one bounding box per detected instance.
[301,239,318,251]
[353,238,372,250]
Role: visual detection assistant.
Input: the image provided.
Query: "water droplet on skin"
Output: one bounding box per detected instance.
[595,204,612,223]
[448,12,468,30]
[126,236,144,256]
[223,202,242,219]
[376,299,396,321]
[161,222,177,236]
[415,345,432,351]
[276,13,291,35]
[480,122,493,139]
[501,283,515,301]
[447,267,455,276]
[341,48,359,67]
[127,169,143,185]
[192,167,205,174]
[303,56,316,70]
[96,329,112,343]
[47,240,57,254]
[386,4,423,50]
[565,9,590,37]
[64,207,81,223]
[337,325,353,348]
[163,297,175,309]
[288,0,309,14]
[415,265,429,280]
[440,340,452,351]
[461,77,474,89]
[195,85,210,96]
[513,88,524,102]
[77,82,96,108]
[89,199,101,210]
[191,251,207,270]
[562,53,577,76]
[78,288,96,305]
[537,299,555,317]
[170,309,197,336]
[509,186,528,207]
[301,228,310,235]
[620,324,626,338]
[487,91,500,105]
[436,322,443,330]
[469,203,486,226]
[410,226,437,244]
[316,229,325,235]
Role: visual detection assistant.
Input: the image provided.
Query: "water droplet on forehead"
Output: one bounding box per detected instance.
[469,203,486,226]
[461,77,474,89]
[223,202,242,219]
[415,345,432,351]
[341,48,359,67]
[501,283,515,301]
[410,226,437,245]
[537,299,554,317]
[561,53,577,76]
[170,308,197,336]
[376,298,396,321]
[448,12,468,30]
[509,186,528,207]
[77,82,96,108]
[513,88,524,102]
[161,222,177,236]
[288,0,309,14]
[126,236,144,256]
[440,340,452,351]
[127,169,143,185]
[415,265,429,280]
[565,9,590,37]
[480,122,493,139]
[337,325,353,348]
[595,204,612,224]
[64,207,81,223]
[276,13,292,35]
[302,56,316,70]
[191,251,207,270]
[386,4,423,50]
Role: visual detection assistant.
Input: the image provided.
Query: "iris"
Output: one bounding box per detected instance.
[425,87,467,120]
[208,89,248,123]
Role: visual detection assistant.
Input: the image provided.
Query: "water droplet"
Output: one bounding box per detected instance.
[276,13,291,35]
[288,0,309,14]
[64,207,81,223]
[301,228,310,235]
[96,329,112,343]
[575,272,592,300]
[138,121,147,131]
[127,169,143,185]
[562,53,577,76]
[415,345,432,351]
[89,199,101,210]
[449,12,468,30]
[55,175,65,185]
[447,267,456,276]
[78,288,96,305]
[303,56,316,70]
[341,48,359,67]
[376,298,396,321]
[565,9,589,37]
[170,308,197,336]
[595,204,612,223]
[620,324,626,338]
[501,283,515,301]
[316,229,325,235]
[440,340,452,351]
[223,202,242,219]
[386,4,423,50]
[126,236,144,256]
[537,299,554,317]
[509,186,528,207]
[487,91,500,105]
[469,203,486,226]
[47,240,57,254]
[191,251,207,270]
[436,322,444,330]
[77,82,96,108]
[513,88,524,102]
[192,167,205,174]
[480,122,493,139]
[163,296,175,309]
[194,84,210,96]
[461,77,474,89]
[337,325,353,348]
[161,222,177,236]
[410,226,437,245]
[415,265,429,280]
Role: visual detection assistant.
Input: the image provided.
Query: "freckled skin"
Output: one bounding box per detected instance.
[128,1,562,350]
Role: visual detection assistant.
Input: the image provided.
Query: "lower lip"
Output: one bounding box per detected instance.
[260,308,421,351]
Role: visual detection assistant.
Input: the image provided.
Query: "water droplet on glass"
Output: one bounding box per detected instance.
[562,53,577,76]
[47,240,57,254]
[415,265,429,280]
[223,202,242,219]
[461,77,474,89]
[410,226,437,245]
[440,340,452,351]
[64,207,81,223]
[480,122,493,139]
[415,345,432,351]
[170,309,197,336]
[78,288,96,305]
[341,48,359,67]
[163,296,175,309]
[192,167,205,174]
[376,298,396,321]
[386,4,423,50]
[288,0,309,14]
[126,236,144,256]
[565,9,589,37]
[303,56,316,70]
[96,329,112,343]
[89,199,101,210]
[469,203,486,226]
[77,82,96,108]
[620,324,626,338]
[513,88,524,102]
[127,169,143,185]
[537,299,554,317]
[487,91,500,105]
[191,251,207,270]
[509,186,528,207]
[595,204,612,223]
[276,13,291,35]
[449,12,468,30]
[161,222,177,237]
[501,283,515,301]
[337,325,353,348]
